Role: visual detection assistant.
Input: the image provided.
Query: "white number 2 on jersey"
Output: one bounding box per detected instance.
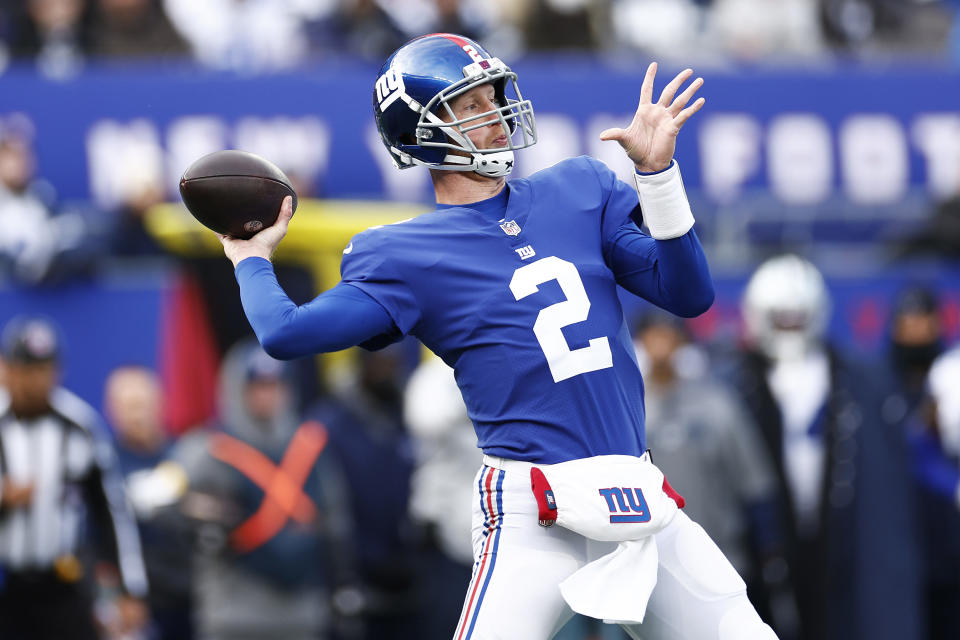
[509,256,613,383]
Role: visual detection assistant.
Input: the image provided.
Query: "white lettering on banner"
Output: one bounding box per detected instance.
[86,119,164,210]
[233,117,330,189]
[83,108,959,210]
[912,114,960,198]
[364,124,432,202]
[841,114,908,205]
[767,114,833,205]
[698,114,762,204]
[513,114,580,178]
[86,116,330,208]
[166,116,229,193]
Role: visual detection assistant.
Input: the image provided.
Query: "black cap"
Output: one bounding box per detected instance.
[1,317,60,364]
[893,286,939,317]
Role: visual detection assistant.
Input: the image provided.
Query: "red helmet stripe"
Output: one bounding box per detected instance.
[424,32,471,49]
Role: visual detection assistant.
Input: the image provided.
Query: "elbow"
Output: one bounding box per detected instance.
[259,329,298,361]
[672,282,715,318]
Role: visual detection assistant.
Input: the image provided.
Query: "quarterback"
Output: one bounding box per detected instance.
[220,34,777,640]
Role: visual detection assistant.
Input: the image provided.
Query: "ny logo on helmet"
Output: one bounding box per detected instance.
[598,487,652,524]
[375,68,405,110]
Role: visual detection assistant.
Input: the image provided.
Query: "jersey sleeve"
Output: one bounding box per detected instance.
[339,230,422,340]
[584,156,646,259]
[235,258,397,357]
[580,156,714,317]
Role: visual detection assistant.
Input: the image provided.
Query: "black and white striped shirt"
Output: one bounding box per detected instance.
[0,387,147,597]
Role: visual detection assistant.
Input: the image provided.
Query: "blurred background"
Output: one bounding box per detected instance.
[0,0,959,639]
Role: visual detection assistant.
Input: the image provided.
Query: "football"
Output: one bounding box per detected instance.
[179,150,298,239]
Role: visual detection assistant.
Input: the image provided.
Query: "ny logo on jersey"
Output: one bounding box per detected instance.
[500,220,521,236]
[515,245,536,260]
[599,487,652,523]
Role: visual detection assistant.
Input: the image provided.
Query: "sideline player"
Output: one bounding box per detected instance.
[219,34,777,640]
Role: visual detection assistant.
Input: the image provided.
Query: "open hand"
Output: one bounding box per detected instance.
[600,63,705,173]
[219,196,295,268]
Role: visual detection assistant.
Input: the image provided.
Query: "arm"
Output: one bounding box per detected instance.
[236,258,395,359]
[608,223,714,318]
[219,197,399,359]
[599,63,712,316]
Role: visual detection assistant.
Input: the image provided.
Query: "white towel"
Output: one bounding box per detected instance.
[559,537,660,624]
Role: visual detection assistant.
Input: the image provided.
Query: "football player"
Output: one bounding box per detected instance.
[219,34,777,640]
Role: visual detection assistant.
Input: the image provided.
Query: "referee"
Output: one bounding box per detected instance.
[0,317,148,639]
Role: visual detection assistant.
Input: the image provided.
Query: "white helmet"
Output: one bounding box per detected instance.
[742,254,831,361]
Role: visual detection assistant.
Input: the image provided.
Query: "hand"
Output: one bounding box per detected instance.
[600,63,705,173]
[218,196,294,268]
[1,477,34,508]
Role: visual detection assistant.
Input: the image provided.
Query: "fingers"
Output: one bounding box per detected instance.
[275,196,294,231]
[674,97,706,128]
[639,62,657,104]
[599,127,625,142]
[668,76,703,116]
[657,68,693,107]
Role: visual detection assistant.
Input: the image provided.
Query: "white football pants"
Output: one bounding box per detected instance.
[452,460,778,640]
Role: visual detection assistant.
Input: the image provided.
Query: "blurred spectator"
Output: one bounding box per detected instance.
[309,345,418,639]
[105,365,193,640]
[887,285,945,407]
[895,188,960,260]
[909,347,960,640]
[403,355,480,638]
[163,0,322,71]
[821,0,954,55]
[87,0,186,59]
[170,342,353,640]
[726,254,922,640]
[0,124,98,284]
[609,0,706,61]
[522,0,607,50]
[309,0,407,62]
[707,0,825,60]
[6,0,89,77]
[633,310,798,636]
[0,316,148,640]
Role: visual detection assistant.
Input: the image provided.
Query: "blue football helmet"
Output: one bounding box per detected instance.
[373,33,537,178]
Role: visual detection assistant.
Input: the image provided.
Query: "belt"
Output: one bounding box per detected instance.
[482,450,652,472]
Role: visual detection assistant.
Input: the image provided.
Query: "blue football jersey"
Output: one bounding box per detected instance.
[339,156,712,464]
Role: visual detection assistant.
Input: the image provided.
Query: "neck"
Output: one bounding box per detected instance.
[432,169,506,205]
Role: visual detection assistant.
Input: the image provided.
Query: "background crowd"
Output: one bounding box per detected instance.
[0,1,959,640]
[0,0,957,75]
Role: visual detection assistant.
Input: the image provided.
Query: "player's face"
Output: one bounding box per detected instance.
[444,83,509,151]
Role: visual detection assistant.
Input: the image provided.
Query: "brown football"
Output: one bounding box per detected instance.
[179,150,298,239]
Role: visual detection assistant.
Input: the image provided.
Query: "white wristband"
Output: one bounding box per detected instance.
[633,160,695,240]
